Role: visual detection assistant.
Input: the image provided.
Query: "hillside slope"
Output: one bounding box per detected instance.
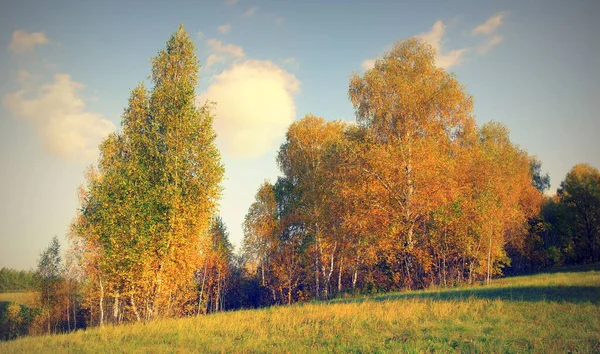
[2,268,599,353]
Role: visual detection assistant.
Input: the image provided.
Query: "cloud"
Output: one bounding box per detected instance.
[218,24,231,34]
[472,13,506,54]
[225,0,238,5]
[3,74,115,162]
[275,17,285,25]
[198,60,300,158]
[9,30,49,54]
[361,59,375,70]
[206,39,245,57]
[244,7,257,17]
[204,39,245,68]
[17,70,31,84]
[282,57,299,71]
[197,31,205,39]
[477,35,503,54]
[472,12,506,36]
[417,20,467,69]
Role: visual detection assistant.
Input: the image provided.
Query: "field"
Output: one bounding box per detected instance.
[0,292,38,321]
[0,292,38,308]
[1,266,599,353]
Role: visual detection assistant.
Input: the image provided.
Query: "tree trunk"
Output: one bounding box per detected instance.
[487,235,492,286]
[215,269,221,312]
[131,292,141,322]
[113,293,120,323]
[198,264,208,316]
[99,276,104,327]
[338,251,344,294]
[314,225,320,299]
[322,242,337,299]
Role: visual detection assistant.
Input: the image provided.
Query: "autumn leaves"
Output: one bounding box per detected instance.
[72,26,224,323]
[72,26,550,323]
[242,39,544,301]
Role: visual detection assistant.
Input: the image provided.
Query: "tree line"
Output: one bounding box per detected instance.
[240,40,599,304]
[2,26,599,340]
[0,268,36,293]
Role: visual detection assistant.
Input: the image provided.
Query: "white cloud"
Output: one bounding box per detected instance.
[3,74,115,162]
[225,0,238,5]
[206,39,245,57]
[361,59,375,70]
[417,20,467,69]
[198,60,300,158]
[477,35,503,54]
[244,7,257,17]
[473,12,506,36]
[275,17,285,25]
[218,24,232,34]
[9,30,49,54]
[204,39,245,68]
[472,13,506,54]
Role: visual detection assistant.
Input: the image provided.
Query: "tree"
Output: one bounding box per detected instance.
[530,157,551,193]
[196,217,233,314]
[348,38,477,288]
[277,115,348,298]
[557,163,600,262]
[37,236,62,333]
[73,25,224,323]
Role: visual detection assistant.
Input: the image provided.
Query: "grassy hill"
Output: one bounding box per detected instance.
[0,292,38,324]
[2,266,599,353]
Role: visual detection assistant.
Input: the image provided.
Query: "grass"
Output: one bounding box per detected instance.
[0,292,39,308]
[1,267,599,353]
[0,292,39,322]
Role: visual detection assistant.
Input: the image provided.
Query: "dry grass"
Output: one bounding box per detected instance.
[0,292,38,308]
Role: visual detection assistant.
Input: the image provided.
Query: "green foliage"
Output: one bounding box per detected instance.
[0,301,39,341]
[530,157,551,193]
[0,269,37,293]
[37,236,61,282]
[558,163,600,262]
[73,25,224,324]
[508,163,600,274]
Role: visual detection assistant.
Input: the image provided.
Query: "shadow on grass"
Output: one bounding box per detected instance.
[330,285,600,305]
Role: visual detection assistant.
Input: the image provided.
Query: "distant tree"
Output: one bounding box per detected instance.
[530,157,551,193]
[0,268,37,293]
[557,163,600,262]
[243,181,279,289]
[36,236,62,333]
[196,217,233,314]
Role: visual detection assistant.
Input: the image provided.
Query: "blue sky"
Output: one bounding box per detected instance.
[1,0,598,270]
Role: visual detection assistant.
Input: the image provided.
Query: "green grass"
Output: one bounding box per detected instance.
[2,267,599,353]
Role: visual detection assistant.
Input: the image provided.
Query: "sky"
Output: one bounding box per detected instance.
[1,0,598,270]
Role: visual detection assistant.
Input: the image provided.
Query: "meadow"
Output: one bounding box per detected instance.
[1,265,599,353]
